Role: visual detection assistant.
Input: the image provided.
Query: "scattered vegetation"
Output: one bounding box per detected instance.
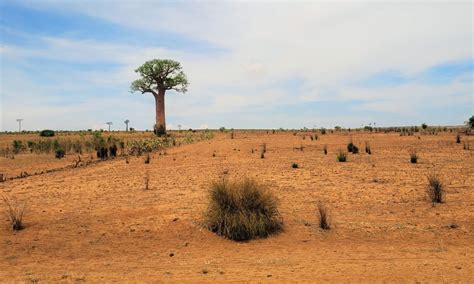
[206,178,283,241]
[421,123,428,130]
[292,163,299,169]
[144,153,151,164]
[347,140,359,154]
[2,196,26,231]
[427,173,444,204]
[323,145,328,155]
[410,151,418,163]
[456,134,461,144]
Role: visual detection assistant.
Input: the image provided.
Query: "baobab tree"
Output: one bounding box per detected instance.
[106,122,113,131]
[130,59,189,135]
[124,119,130,131]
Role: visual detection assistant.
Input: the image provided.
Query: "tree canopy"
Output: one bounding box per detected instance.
[130,59,189,95]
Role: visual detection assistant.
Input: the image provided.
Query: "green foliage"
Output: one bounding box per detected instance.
[206,178,282,241]
[12,140,23,154]
[421,123,428,130]
[130,59,189,94]
[39,130,55,137]
[467,115,474,128]
[337,151,347,162]
[55,148,65,159]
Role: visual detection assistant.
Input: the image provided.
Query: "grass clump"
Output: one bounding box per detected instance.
[206,178,282,241]
[323,145,328,155]
[144,153,151,164]
[292,163,299,169]
[337,151,347,162]
[365,142,371,155]
[317,204,331,230]
[427,173,443,204]
[456,134,461,144]
[2,196,26,231]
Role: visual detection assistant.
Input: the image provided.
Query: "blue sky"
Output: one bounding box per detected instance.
[0,1,472,131]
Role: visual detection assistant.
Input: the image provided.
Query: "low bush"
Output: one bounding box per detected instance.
[292,163,299,168]
[456,134,461,144]
[39,129,55,137]
[55,148,65,159]
[337,151,347,162]
[206,178,282,241]
[427,173,443,204]
[410,151,418,163]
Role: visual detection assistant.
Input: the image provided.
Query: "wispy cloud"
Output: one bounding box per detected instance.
[1,1,472,130]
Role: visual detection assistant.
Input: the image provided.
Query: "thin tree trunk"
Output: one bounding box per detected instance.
[155,90,166,134]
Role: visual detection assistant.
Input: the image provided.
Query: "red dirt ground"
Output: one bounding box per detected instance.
[1,131,473,282]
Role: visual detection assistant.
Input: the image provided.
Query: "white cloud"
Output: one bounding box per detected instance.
[1,1,473,130]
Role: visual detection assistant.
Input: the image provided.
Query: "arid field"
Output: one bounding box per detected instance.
[1,130,473,282]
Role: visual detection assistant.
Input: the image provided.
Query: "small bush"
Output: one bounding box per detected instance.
[352,145,359,154]
[144,153,151,164]
[323,145,327,155]
[97,147,108,160]
[337,151,347,162]
[410,151,418,163]
[427,173,443,204]
[261,152,265,159]
[317,204,330,230]
[422,123,428,130]
[12,140,23,154]
[365,142,371,155]
[456,134,461,144]
[206,178,283,241]
[2,196,26,231]
[109,144,118,157]
[55,148,65,159]
[39,130,55,137]
[292,163,299,168]
[347,142,355,153]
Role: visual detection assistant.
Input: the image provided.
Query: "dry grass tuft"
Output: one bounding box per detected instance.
[317,204,331,230]
[2,195,26,231]
[206,178,282,241]
[427,173,444,204]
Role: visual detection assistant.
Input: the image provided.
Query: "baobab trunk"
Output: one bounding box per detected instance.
[154,90,166,135]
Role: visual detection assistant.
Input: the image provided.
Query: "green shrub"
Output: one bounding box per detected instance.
[410,151,418,163]
[337,151,347,162]
[292,163,299,168]
[12,140,23,154]
[55,148,65,159]
[206,178,282,241]
[39,130,55,137]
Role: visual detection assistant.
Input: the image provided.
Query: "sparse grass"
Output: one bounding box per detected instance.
[144,153,151,164]
[410,151,418,163]
[317,204,330,230]
[292,163,299,168]
[206,178,283,241]
[144,172,150,190]
[2,195,26,231]
[337,151,347,162]
[427,173,443,204]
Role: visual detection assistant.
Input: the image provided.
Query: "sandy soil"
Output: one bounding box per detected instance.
[1,131,473,282]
